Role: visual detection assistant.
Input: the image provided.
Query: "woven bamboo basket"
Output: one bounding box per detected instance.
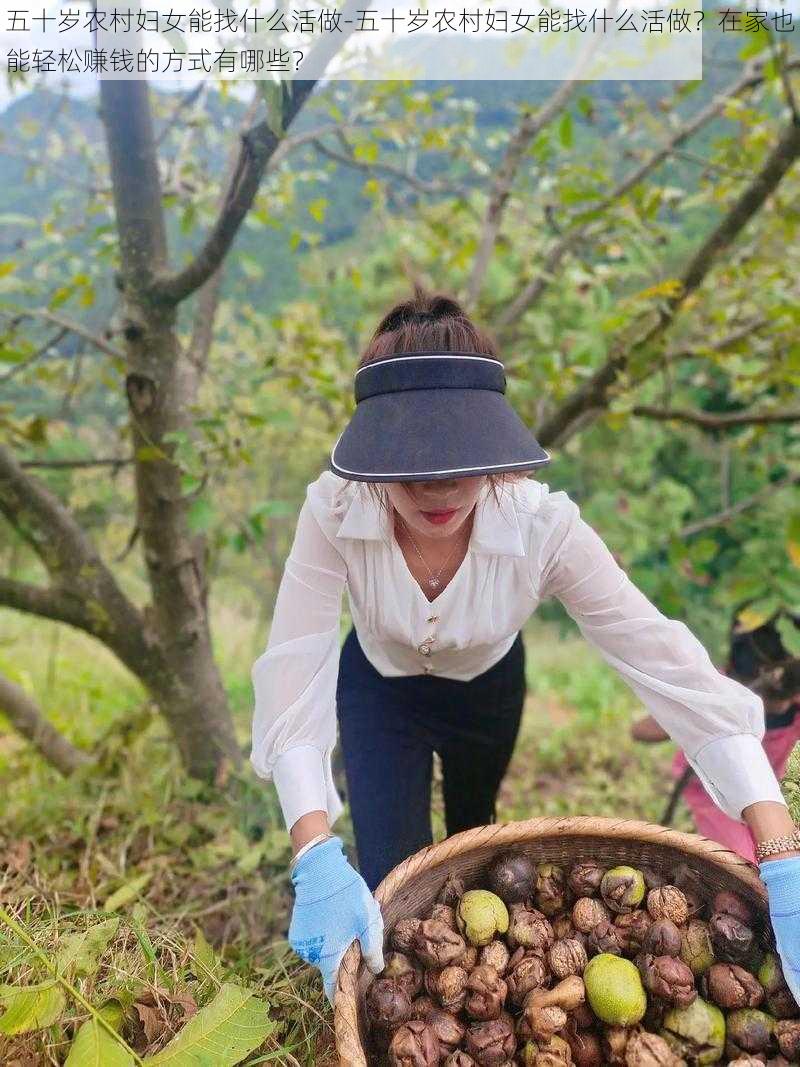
[333,815,771,1066]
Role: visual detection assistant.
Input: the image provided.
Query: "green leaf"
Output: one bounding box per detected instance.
[65,1004,132,1067]
[737,596,781,632]
[187,498,215,534]
[192,930,222,984]
[558,111,573,149]
[688,538,717,565]
[144,983,274,1066]
[776,614,800,657]
[738,32,770,60]
[307,197,327,223]
[56,918,120,977]
[103,873,152,913]
[0,981,66,1034]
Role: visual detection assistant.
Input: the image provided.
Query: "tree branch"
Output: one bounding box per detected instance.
[19,457,133,470]
[0,444,146,650]
[464,5,620,308]
[186,95,262,377]
[0,672,91,775]
[496,57,800,336]
[630,405,800,430]
[147,81,319,306]
[29,308,125,360]
[678,471,800,539]
[536,116,800,448]
[310,136,465,197]
[0,577,95,631]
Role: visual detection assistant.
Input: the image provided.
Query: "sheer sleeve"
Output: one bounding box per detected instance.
[250,478,348,830]
[531,488,786,821]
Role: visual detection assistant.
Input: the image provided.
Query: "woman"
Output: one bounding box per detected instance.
[250,289,800,1006]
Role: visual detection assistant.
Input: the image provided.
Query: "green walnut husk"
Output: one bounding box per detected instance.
[725,1007,775,1055]
[583,952,647,1025]
[757,950,786,994]
[456,889,510,947]
[660,996,726,1065]
[680,919,716,977]
[600,865,646,914]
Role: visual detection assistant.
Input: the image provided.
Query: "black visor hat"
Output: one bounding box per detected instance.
[329,351,551,483]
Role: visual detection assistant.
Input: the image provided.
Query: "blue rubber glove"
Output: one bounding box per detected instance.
[760,856,800,1006]
[288,836,384,1005]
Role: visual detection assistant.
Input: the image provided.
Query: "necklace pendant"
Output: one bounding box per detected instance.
[428,577,441,589]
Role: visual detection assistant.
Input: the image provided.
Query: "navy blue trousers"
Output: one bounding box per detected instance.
[336,627,527,891]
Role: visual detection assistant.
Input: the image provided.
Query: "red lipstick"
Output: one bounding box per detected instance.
[421,508,458,525]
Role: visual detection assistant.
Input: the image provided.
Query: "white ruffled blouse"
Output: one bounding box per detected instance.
[250,471,785,831]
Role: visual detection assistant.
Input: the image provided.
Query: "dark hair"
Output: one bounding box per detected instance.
[352,285,524,520]
[727,611,800,706]
[358,283,501,368]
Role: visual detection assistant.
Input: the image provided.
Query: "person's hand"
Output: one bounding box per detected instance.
[288,835,384,1004]
[760,855,800,1005]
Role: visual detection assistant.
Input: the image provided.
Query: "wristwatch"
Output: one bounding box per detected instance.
[756,827,800,862]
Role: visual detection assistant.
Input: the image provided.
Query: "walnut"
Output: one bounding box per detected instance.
[646,886,689,927]
[392,917,423,953]
[443,1053,477,1067]
[425,1008,465,1057]
[412,919,468,969]
[776,1019,800,1059]
[602,1025,640,1066]
[640,955,696,1007]
[428,964,468,1013]
[524,1003,568,1042]
[463,1012,517,1066]
[430,903,458,931]
[506,951,549,1007]
[465,963,508,1021]
[552,914,580,941]
[408,995,438,1020]
[643,919,682,958]
[459,944,480,971]
[572,897,610,934]
[708,912,754,965]
[568,861,607,897]
[706,963,764,1010]
[525,976,586,1012]
[587,918,623,956]
[532,1034,574,1065]
[367,977,412,1029]
[383,951,424,999]
[535,862,569,917]
[508,903,555,953]
[615,910,653,957]
[624,1030,684,1066]
[549,938,589,978]
[388,1018,440,1066]
[480,939,511,975]
[711,890,753,926]
[565,1022,603,1067]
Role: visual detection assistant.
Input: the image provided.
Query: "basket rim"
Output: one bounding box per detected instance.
[333,815,767,1067]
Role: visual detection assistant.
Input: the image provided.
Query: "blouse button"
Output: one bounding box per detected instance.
[418,643,432,656]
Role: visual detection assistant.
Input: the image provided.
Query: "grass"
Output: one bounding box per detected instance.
[0,602,794,1064]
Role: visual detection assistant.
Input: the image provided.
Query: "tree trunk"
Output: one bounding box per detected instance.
[0,673,91,775]
[98,80,240,778]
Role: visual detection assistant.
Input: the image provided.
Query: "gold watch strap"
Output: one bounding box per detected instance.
[756,828,800,861]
